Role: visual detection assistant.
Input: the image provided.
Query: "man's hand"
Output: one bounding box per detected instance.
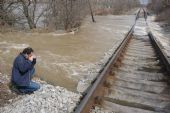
[32,54,37,59]
[28,55,34,61]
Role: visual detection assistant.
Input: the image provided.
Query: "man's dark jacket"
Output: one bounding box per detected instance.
[12,53,35,86]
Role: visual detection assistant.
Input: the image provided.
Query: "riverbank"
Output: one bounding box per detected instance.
[0,14,137,112]
[0,75,81,113]
[0,15,136,91]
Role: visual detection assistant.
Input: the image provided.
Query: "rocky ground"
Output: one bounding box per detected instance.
[0,73,17,107]
[0,75,81,113]
[148,16,170,57]
[90,106,115,113]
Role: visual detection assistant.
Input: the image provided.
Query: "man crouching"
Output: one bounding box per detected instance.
[11,47,40,94]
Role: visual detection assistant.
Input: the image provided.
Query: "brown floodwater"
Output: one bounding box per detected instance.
[0,15,136,91]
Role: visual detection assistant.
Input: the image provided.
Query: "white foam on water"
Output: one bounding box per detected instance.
[2,50,10,54]
[0,41,29,50]
[0,41,8,44]
[51,30,76,37]
[101,26,113,32]
[37,51,93,81]
[52,32,74,36]
[38,44,124,88]
[77,41,122,93]
[10,43,29,49]
[56,62,95,78]
[0,41,29,55]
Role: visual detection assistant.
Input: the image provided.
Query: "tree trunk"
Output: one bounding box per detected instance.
[65,0,70,30]
[0,0,3,10]
[0,0,4,18]
[20,0,36,29]
[87,0,95,22]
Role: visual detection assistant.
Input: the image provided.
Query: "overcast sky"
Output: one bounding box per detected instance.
[140,0,149,4]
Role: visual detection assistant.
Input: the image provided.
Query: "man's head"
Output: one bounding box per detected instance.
[22,47,34,58]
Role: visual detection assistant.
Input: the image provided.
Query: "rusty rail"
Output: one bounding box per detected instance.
[74,25,134,113]
[148,32,170,74]
[74,8,170,113]
[73,9,141,113]
[144,7,170,74]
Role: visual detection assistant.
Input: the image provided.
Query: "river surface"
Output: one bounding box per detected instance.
[0,15,136,91]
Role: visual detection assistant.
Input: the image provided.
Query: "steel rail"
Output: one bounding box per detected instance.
[73,9,141,113]
[143,7,170,74]
[74,8,170,113]
[148,32,170,74]
[74,25,134,113]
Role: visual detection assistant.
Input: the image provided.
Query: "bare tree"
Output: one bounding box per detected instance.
[18,0,36,29]
[0,0,48,29]
[46,0,90,31]
[1,0,141,31]
[87,0,95,22]
[92,0,140,15]
[0,0,18,26]
[148,0,170,23]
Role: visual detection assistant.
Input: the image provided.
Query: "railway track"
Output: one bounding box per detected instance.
[74,9,170,113]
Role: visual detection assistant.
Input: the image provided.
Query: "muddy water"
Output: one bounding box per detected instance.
[0,15,136,91]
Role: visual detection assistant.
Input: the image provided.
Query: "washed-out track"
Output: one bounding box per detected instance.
[74,9,170,113]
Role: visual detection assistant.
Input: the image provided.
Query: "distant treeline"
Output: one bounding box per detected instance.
[93,0,140,15]
[147,0,170,24]
[0,0,140,31]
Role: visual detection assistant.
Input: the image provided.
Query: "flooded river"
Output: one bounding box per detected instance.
[0,15,136,91]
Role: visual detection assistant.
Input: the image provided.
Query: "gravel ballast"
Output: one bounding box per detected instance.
[0,80,81,113]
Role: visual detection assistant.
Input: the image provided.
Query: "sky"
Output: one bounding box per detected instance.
[140,0,149,5]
